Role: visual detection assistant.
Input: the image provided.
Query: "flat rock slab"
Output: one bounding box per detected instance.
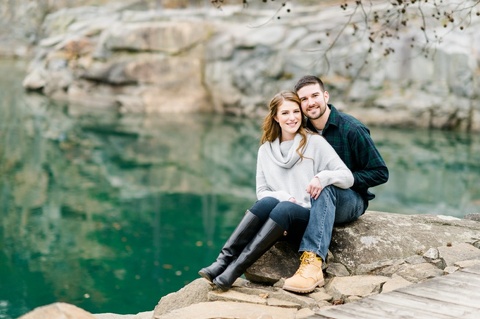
[94,312,153,319]
[154,301,298,319]
[18,303,97,319]
[438,242,480,266]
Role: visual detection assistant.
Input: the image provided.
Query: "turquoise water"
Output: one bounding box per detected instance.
[1,60,479,318]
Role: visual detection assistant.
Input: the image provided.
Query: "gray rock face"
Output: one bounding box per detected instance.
[245,211,480,282]
[245,241,302,284]
[153,278,211,317]
[330,212,480,272]
[465,213,480,222]
[14,2,480,131]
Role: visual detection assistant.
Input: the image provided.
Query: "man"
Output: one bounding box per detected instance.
[282,75,389,293]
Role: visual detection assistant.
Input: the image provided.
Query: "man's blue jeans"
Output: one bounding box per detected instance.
[299,185,365,261]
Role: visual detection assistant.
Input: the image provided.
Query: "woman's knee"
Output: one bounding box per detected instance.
[249,197,279,220]
[269,201,309,229]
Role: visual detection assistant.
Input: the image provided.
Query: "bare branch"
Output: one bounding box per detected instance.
[210,0,480,67]
[247,1,290,28]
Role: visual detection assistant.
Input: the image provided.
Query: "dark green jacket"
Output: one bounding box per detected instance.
[306,104,389,210]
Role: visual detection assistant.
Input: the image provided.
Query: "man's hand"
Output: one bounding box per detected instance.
[306,176,323,200]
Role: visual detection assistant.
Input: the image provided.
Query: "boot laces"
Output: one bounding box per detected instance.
[295,252,317,275]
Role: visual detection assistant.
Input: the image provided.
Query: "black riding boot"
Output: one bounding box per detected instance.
[213,218,284,291]
[198,210,262,282]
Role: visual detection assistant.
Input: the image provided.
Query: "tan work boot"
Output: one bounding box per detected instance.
[282,251,324,293]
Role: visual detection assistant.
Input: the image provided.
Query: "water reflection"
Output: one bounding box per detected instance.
[370,127,480,216]
[0,60,479,318]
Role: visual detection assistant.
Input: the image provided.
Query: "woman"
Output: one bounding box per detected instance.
[198,91,353,291]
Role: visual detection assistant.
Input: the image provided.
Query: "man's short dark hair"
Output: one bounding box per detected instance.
[294,75,326,93]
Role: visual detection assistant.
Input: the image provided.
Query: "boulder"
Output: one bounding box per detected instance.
[153,278,211,317]
[18,302,96,319]
[330,212,480,272]
[245,241,302,284]
[245,211,480,281]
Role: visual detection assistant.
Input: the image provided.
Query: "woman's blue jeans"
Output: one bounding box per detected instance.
[299,185,365,261]
[248,197,310,243]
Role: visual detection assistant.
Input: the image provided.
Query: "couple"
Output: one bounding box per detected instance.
[198,75,389,293]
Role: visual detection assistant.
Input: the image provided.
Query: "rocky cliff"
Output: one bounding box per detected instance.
[13,1,480,131]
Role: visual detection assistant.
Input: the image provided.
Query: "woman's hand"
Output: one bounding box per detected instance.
[288,197,297,203]
[306,176,323,200]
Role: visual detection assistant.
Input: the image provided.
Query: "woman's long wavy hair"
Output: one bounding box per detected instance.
[260,91,308,159]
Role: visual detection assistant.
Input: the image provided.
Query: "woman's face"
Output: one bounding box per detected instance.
[274,100,302,141]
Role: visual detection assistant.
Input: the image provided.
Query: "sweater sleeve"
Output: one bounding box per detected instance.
[256,145,293,202]
[313,137,354,189]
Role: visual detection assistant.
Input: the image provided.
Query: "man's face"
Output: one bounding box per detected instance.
[297,83,329,120]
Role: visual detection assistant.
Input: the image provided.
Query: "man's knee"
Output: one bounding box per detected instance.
[333,190,364,224]
[322,185,338,196]
[311,185,337,207]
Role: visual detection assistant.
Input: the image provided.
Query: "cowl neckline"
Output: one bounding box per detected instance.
[266,134,309,168]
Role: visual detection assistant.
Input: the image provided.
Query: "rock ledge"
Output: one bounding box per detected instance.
[19,211,480,319]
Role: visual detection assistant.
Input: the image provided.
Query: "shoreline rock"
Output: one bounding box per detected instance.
[19,211,480,319]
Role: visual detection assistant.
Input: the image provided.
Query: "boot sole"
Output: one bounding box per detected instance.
[282,279,325,294]
[213,278,230,291]
[198,270,213,283]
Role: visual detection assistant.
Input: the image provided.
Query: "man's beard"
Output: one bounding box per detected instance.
[307,104,327,120]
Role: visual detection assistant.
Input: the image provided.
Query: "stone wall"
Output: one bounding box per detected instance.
[8,1,480,131]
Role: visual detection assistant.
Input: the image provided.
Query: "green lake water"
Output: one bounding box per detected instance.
[1,60,479,318]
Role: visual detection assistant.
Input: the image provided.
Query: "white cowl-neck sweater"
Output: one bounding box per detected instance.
[256,133,353,209]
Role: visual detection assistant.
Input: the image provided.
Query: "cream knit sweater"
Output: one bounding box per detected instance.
[256,133,353,209]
